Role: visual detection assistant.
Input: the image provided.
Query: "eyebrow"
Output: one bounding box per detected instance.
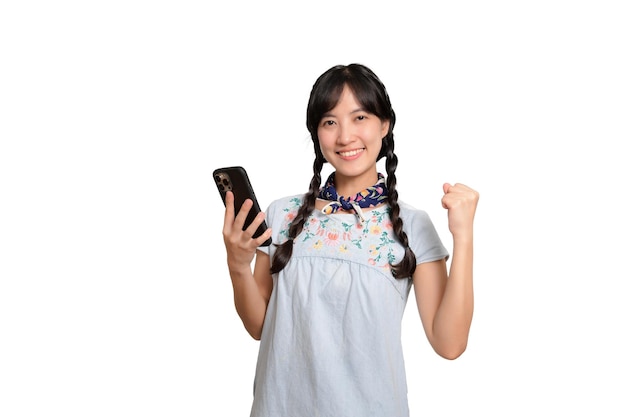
[321,108,367,118]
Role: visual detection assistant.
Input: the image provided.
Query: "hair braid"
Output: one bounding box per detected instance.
[385,136,417,279]
[270,154,324,274]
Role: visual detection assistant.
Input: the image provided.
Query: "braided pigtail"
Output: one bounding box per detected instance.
[270,154,324,274]
[384,135,417,279]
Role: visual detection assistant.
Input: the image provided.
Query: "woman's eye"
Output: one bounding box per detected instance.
[322,120,335,126]
[356,115,366,121]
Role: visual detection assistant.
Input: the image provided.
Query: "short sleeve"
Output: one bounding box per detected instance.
[256,200,277,257]
[400,202,449,265]
[255,194,304,258]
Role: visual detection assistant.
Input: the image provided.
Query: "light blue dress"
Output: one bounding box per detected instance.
[254,195,448,417]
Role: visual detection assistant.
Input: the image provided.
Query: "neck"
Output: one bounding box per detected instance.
[333,171,381,197]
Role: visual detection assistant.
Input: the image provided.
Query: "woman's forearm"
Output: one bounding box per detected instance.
[432,236,474,359]
[229,264,270,340]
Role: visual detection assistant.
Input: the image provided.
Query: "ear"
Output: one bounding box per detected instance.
[381,120,390,139]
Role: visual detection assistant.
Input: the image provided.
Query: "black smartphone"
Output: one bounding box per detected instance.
[213,166,272,247]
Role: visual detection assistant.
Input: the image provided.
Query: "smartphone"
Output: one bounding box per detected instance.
[213,166,272,247]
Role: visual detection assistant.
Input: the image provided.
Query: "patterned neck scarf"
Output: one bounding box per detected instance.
[318,172,388,222]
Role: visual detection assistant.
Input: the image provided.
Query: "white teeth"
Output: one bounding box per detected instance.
[339,149,363,157]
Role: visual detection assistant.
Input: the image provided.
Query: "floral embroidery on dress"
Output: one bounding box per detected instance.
[279,197,399,270]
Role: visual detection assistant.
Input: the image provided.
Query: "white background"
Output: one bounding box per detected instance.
[1,1,625,416]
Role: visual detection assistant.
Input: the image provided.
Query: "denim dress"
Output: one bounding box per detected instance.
[254,195,448,417]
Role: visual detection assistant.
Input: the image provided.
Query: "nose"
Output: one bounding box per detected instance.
[337,124,354,145]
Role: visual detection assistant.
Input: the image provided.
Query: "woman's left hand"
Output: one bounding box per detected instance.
[441,183,479,239]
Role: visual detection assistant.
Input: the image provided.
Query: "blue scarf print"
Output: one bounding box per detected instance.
[318,172,388,222]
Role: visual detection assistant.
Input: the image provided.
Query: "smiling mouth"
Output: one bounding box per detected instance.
[337,148,364,157]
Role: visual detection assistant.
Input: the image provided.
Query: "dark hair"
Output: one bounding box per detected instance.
[270,63,417,279]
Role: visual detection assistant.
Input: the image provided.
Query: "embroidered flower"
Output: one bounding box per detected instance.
[324,230,340,246]
[370,225,382,235]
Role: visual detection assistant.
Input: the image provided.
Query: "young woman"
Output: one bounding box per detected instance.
[222,63,479,417]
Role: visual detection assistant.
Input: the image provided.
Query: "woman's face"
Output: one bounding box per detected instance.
[317,86,389,193]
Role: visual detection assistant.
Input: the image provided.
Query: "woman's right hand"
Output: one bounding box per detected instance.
[222,191,272,272]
